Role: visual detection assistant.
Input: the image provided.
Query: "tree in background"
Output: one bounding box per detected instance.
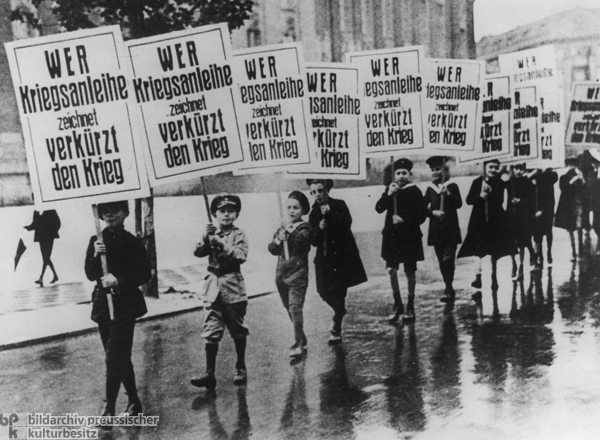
[12,0,254,297]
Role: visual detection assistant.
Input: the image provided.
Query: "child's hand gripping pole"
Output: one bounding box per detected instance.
[276,177,290,260]
[92,204,114,321]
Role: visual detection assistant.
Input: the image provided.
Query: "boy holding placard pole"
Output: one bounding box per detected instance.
[424,156,463,303]
[85,201,151,421]
[191,194,249,390]
[376,159,427,322]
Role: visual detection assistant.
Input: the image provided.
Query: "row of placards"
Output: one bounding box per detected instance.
[5,25,573,208]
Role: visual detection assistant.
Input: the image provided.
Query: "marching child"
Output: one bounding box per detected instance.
[268,191,312,358]
[191,194,249,390]
[376,158,427,322]
[531,168,558,267]
[458,159,513,291]
[85,201,151,421]
[423,156,463,303]
[507,163,536,279]
[307,179,367,344]
[555,157,585,260]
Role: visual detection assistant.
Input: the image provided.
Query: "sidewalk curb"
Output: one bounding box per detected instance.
[0,291,275,353]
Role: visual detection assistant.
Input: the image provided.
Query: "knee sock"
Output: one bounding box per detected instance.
[233,338,246,370]
[206,343,219,373]
[389,269,402,309]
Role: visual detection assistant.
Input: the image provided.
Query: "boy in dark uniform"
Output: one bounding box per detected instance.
[191,194,249,390]
[555,157,585,260]
[85,201,151,421]
[458,159,513,290]
[531,167,558,267]
[307,179,367,344]
[507,163,536,279]
[423,156,462,302]
[376,158,427,322]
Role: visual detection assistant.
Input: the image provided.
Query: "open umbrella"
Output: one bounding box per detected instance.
[14,238,26,271]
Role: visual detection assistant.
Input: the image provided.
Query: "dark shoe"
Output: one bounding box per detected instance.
[471,275,482,289]
[471,291,482,303]
[328,331,342,345]
[35,278,43,287]
[191,371,217,390]
[50,275,59,284]
[547,253,553,265]
[387,304,404,323]
[233,368,247,385]
[121,400,142,417]
[402,309,415,322]
[440,287,455,303]
[98,402,114,430]
[289,344,303,358]
[301,335,308,350]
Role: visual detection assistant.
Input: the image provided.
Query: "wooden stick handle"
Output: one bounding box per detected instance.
[92,205,114,321]
[276,176,289,260]
[200,177,212,223]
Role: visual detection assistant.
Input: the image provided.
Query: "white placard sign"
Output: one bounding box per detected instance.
[126,24,244,185]
[423,59,484,153]
[347,47,425,157]
[4,26,149,207]
[499,45,557,91]
[461,74,512,163]
[288,63,364,179]
[232,43,312,174]
[529,91,564,168]
[566,82,600,149]
[505,85,540,163]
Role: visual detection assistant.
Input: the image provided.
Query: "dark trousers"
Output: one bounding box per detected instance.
[99,319,138,401]
[318,288,347,332]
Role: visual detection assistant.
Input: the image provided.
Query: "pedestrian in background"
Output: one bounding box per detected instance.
[268,190,312,359]
[376,158,427,322]
[555,156,585,260]
[84,201,151,422]
[24,209,61,287]
[307,179,367,344]
[423,156,462,303]
[191,194,249,391]
[458,159,513,292]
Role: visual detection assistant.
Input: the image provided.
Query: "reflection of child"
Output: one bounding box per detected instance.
[191,194,249,390]
[424,156,462,303]
[268,191,312,359]
[555,157,585,260]
[84,201,151,421]
[376,158,427,322]
[307,179,367,344]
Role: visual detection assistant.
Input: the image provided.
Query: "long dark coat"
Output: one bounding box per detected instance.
[555,169,585,232]
[423,181,462,247]
[458,176,514,259]
[308,197,367,294]
[85,227,151,324]
[532,169,558,236]
[507,176,536,244]
[376,184,427,262]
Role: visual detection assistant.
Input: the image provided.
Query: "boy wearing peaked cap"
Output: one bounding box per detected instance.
[423,156,462,303]
[191,193,250,390]
[376,158,427,322]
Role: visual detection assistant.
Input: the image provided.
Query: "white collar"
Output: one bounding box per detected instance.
[286,220,306,232]
[426,179,454,193]
[397,183,416,190]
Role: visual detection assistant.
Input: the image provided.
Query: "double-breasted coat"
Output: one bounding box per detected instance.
[308,197,367,294]
[555,169,585,232]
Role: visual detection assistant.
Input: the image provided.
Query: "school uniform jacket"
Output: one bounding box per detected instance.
[423,181,462,247]
[85,228,151,324]
[457,176,513,259]
[308,197,367,293]
[376,183,427,262]
[507,176,536,239]
[532,169,558,229]
[268,221,312,287]
[194,226,248,304]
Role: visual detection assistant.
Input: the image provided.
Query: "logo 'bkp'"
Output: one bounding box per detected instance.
[0,414,18,439]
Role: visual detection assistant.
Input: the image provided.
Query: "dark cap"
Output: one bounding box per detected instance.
[425,156,447,168]
[306,179,334,190]
[484,158,500,167]
[288,190,310,214]
[211,194,242,215]
[393,158,413,171]
[97,201,129,219]
[512,162,526,170]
